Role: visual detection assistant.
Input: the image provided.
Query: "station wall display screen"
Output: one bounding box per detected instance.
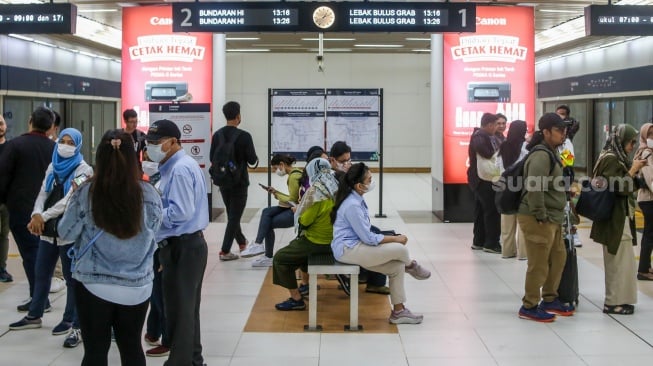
[0,3,77,34]
[172,2,475,33]
[585,5,653,36]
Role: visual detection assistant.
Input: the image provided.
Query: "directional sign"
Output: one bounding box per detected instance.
[585,5,653,36]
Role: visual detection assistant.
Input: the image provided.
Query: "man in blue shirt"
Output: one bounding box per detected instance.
[146,119,208,366]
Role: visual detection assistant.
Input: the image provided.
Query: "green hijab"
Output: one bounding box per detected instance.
[600,123,638,171]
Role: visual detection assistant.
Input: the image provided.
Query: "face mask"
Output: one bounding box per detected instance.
[142,161,159,177]
[275,168,286,177]
[363,179,376,193]
[647,139,653,149]
[147,143,167,163]
[57,144,76,158]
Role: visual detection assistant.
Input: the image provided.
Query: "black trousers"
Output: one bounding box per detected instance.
[219,185,248,253]
[472,180,501,248]
[160,233,208,366]
[639,201,653,273]
[75,282,149,366]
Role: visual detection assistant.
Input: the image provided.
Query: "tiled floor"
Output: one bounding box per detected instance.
[1,173,653,365]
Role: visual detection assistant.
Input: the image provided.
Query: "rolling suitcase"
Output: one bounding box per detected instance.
[557,201,579,306]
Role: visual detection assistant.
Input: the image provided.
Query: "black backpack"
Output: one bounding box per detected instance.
[210,129,243,187]
[494,146,558,215]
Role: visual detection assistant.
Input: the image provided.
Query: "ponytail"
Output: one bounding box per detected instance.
[526,130,544,151]
[330,163,368,223]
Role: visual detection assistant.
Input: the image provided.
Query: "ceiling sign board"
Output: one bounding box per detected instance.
[585,5,653,36]
[0,3,77,34]
[172,2,475,33]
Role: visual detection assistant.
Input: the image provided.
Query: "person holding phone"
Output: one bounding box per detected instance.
[241,154,303,267]
[9,128,93,349]
[635,123,653,281]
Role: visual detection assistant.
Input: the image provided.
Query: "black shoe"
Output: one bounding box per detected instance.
[17,300,51,313]
[335,274,351,296]
[0,269,13,282]
[471,244,483,250]
[483,245,502,254]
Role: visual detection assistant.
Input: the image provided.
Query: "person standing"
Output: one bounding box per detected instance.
[0,107,55,309]
[494,113,507,144]
[211,101,258,261]
[146,119,209,365]
[635,122,653,281]
[468,112,502,254]
[122,109,146,159]
[555,105,582,247]
[517,113,575,322]
[0,116,12,282]
[591,124,646,315]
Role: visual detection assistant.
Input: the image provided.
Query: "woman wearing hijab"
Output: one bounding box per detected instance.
[272,158,338,311]
[9,128,93,348]
[497,120,529,260]
[591,124,647,314]
[634,123,653,280]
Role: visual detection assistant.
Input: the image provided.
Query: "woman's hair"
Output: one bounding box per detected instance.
[331,162,368,223]
[90,129,143,239]
[270,154,296,166]
[525,131,544,151]
[500,120,527,167]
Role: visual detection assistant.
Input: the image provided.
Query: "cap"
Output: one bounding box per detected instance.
[538,113,566,131]
[146,119,181,141]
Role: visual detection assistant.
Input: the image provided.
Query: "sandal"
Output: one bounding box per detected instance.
[603,304,635,315]
[637,272,653,281]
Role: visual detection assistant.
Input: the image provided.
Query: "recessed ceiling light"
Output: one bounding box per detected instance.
[227,49,271,52]
[405,38,431,41]
[78,9,119,13]
[307,48,352,52]
[301,38,356,41]
[354,44,403,48]
[253,44,302,47]
[226,37,261,41]
[412,49,431,52]
[538,9,581,13]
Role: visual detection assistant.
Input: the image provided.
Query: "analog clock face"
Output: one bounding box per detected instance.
[313,6,335,29]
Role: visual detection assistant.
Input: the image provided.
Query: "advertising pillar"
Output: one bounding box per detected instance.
[440,6,535,222]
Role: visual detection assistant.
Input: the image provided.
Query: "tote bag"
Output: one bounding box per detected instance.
[575,154,615,222]
[476,152,500,182]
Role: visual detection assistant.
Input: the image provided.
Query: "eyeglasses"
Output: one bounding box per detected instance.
[337,158,352,165]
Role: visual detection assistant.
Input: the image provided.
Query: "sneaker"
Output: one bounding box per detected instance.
[275,297,306,311]
[238,239,251,252]
[335,274,351,296]
[49,277,66,293]
[572,233,582,247]
[0,269,13,282]
[388,308,423,324]
[52,321,72,335]
[17,300,51,313]
[251,256,273,267]
[471,244,484,250]
[365,285,390,295]
[405,260,431,280]
[63,328,82,348]
[518,306,556,322]
[540,299,575,316]
[219,251,239,261]
[9,316,42,330]
[144,333,160,346]
[483,245,502,254]
[146,345,170,357]
[240,242,265,258]
[298,283,309,296]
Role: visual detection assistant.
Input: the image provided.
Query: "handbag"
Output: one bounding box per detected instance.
[476,152,500,182]
[41,180,66,238]
[576,153,616,222]
[67,230,104,272]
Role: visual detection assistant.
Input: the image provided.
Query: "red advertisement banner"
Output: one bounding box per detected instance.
[443,6,535,184]
[121,6,213,130]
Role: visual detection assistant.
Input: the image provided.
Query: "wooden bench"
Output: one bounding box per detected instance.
[305,253,362,331]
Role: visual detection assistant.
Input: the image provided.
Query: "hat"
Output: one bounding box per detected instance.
[538,113,566,131]
[146,119,181,141]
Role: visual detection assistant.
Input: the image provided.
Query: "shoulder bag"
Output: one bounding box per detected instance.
[575,154,616,222]
[67,230,104,272]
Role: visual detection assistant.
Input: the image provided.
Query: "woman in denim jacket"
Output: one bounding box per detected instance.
[58,129,162,366]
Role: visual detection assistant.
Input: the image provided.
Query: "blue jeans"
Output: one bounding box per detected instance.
[146,249,168,346]
[9,210,40,297]
[255,206,294,258]
[29,239,77,325]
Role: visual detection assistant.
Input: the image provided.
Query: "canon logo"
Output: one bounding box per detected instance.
[150,17,173,26]
[476,17,507,26]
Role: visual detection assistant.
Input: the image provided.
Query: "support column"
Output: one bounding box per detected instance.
[211,34,227,211]
[431,34,445,220]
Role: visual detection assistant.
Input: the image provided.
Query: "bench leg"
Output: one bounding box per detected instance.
[306,273,320,331]
[347,274,361,331]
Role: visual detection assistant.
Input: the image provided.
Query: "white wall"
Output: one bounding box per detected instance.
[224,53,431,168]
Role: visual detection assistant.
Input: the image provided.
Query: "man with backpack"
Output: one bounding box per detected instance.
[210,101,258,261]
[517,113,575,322]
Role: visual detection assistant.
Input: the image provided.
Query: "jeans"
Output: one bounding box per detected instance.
[75,282,149,366]
[638,201,653,273]
[0,204,9,270]
[8,210,40,297]
[472,181,501,248]
[160,233,208,366]
[29,240,76,323]
[255,206,294,257]
[146,248,168,346]
[219,186,248,253]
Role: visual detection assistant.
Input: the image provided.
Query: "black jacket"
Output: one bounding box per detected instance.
[0,132,55,213]
[467,128,497,189]
[210,126,258,187]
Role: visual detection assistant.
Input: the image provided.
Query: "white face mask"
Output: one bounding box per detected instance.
[57,144,76,158]
[647,139,653,149]
[147,143,167,163]
[362,179,376,194]
[142,161,159,177]
[275,168,286,177]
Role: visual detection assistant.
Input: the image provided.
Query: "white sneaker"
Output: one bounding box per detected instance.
[572,233,582,247]
[251,256,273,267]
[50,277,66,293]
[241,242,265,258]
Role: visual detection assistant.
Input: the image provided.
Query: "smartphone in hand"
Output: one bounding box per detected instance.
[258,183,270,190]
[73,174,89,186]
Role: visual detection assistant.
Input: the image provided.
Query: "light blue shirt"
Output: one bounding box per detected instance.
[156,150,209,242]
[331,191,384,260]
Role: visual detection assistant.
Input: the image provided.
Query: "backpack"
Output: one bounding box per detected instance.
[210,129,243,187]
[494,146,559,215]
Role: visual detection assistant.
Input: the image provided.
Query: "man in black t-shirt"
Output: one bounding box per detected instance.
[211,101,259,261]
[122,109,146,160]
[0,116,12,283]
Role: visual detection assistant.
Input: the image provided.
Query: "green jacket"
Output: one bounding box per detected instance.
[274,168,303,204]
[299,199,334,245]
[518,144,566,224]
[590,154,637,255]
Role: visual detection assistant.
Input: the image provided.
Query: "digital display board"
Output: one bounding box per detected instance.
[0,3,77,34]
[172,2,475,33]
[585,5,653,36]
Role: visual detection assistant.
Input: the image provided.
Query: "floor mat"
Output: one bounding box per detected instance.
[245,269,398,333]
